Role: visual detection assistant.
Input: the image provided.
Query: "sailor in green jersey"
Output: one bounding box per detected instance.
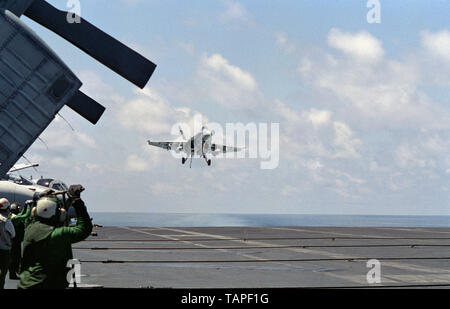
[9,202,32,280]
[18,185,92,289]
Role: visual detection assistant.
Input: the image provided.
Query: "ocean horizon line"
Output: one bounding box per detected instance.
[89,213,450,228]
[91,212,450,217]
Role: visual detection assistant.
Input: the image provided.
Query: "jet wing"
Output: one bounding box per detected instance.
[211,144,245,156]
[147,140,183,151]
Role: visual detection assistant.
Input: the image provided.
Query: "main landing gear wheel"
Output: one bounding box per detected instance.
[207,159,211,166]
[182,158,186,165]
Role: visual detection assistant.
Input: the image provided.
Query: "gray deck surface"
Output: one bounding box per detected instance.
[5,226,450,288]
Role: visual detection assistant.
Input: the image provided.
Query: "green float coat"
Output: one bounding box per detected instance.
[18,200,92,289]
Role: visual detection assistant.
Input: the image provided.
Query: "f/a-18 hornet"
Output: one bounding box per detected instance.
[148,126,244,167]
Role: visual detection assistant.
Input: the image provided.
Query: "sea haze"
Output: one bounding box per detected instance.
[90,213,450,228]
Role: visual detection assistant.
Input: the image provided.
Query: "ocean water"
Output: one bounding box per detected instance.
[90,213,450,228]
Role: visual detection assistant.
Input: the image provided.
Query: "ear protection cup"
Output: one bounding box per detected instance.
[59,209,67,222]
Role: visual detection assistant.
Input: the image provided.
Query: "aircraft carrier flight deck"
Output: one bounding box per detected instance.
[8,225,449,289]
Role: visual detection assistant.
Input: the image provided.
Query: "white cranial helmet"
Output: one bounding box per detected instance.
[0,198,10,210]
[35,197,66,222]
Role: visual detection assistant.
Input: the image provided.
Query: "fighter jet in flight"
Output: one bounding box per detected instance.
[147,127,244,167]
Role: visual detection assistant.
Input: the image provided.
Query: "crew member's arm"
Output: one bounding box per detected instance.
[52,199,93,244]
[11,203,31,225]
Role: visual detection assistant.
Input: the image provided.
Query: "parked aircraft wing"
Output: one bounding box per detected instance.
[9,163,39,173]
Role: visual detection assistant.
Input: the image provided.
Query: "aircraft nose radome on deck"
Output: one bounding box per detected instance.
[7,225,448,289]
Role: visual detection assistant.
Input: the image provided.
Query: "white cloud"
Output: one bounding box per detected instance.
[202,53,257,90]
[307,109,332,129]
[332,179,360,199]
[149,182,200,196]
[22,112,102,180]
[327,28,384,62]
[274,100,302,131]
[125,142,173,172]
[78,70,122,104]
[288,28,450,202]
[75,132,97,149]
[421,134,447,154]
[275,100,360,160]
[394,133,450,170]
[85,163,100,171]
[302,159,324,170]
[118,87,207,137]
[196,53,262,110]
[394,144,427,169]
[126,154,150,172]
[281,185,301,196]
[35,118,98,153]
[275,32,297,54]
[297,58,313,76]
[388,172,412,192]
[118,88,177,136]
[177,41,196,56]
[220,0,249,23]
[421,30,450,62]
[333,121,362,159]
[298,32,445,129]
[326,169,367,199]
[274,100,330,159]
[332,169,366,185]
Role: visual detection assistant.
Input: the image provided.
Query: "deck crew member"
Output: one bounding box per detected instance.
[18,185,92,289]
[0,198,15,289]
[9,202,32,280]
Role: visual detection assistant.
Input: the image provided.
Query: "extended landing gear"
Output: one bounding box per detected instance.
[182,156,211,167]
[182,156,193,168]
[203,154,211,166]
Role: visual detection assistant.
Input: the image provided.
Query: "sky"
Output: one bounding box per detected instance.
[12,0,450,215]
